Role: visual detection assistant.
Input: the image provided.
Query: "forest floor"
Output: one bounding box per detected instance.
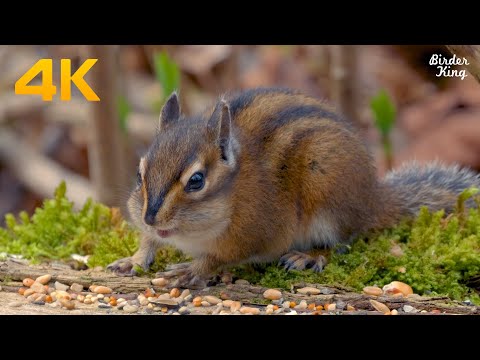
[1,260,479,315]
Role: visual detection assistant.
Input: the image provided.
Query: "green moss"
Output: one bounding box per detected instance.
[1,183,479,304]
[233,188,480,304]
[0,182,187,271]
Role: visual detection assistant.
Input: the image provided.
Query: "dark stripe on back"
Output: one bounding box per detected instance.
[261,105,349,143]
[228,87,297,118]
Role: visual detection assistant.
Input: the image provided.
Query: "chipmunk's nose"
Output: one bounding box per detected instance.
[144,213,157,226]
[144,194,164,226]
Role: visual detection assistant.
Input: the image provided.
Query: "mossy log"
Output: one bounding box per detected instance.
[1,261,478,314]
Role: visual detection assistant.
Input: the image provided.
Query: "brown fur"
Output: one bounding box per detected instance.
[108,88,480,280]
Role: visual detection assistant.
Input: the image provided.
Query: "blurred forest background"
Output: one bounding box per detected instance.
[1,45,480,225]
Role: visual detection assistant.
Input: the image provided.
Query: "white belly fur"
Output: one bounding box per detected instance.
[294,212,340,250]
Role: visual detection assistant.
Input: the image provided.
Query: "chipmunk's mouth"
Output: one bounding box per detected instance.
[157,228,177,238]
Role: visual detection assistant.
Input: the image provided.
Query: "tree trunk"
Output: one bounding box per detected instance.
[87,46,129,206]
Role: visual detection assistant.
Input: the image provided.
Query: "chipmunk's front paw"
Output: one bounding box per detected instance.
[279,250,326,272]
[107,257,138,276]
[156,262,208,289]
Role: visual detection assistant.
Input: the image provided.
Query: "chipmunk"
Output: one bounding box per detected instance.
[107,87,480,288]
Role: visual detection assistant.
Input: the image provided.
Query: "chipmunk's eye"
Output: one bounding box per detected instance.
[136,169,142,187]
[185,172,205,192]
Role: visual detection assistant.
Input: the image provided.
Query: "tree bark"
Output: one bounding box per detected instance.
[1,261,478,314]
[87,46,129,206]
[445,45,480,82]
[329,45,362,128]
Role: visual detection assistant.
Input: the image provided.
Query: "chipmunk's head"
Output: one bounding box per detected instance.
[127,92,239,250]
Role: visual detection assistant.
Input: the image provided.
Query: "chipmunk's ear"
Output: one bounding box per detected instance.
[158,91,180,131]
[207,100,235,164]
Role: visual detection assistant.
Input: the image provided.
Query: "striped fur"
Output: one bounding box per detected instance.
[108,88,480,278]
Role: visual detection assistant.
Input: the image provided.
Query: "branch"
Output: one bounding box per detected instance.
[0,129,94,207]
[445,45,480,82]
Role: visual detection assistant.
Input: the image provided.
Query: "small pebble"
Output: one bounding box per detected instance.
[295,300,308,310]
[201,301,211,307]
[89,285,97,292]
[220,292,230,300]
[56,290,70,300]
[403,305,416,313]
[54,281,69,291]
[239,306,260,315]
[157,293,171,300]
[184,294,193,302]
[147,303,154,309]
[296,287,321,295]
[170,288,181,298]
[307,303,316,311]
[289,302,296,308]
[179,289,190,299]
[91,296,98,302]
[33,300,45,306]
[431,309,441,314]
[139,298,149,306]
[9,301,24,308]
[327,303,337,311]
[362,286,383,296]
[204,295,222,305]
[346,305,355,311]
[26,295,37,302]
[219,311,231,315]
[178,306,188,314]
[263,289,282,300]
[109,298,117,306]
[285,310,298,315]
[282,301,291,309]
[70,283,84,292]
[370,299,390,314]
[420,310,428,313]
[30,282,46,294]
[151,278,169,287]
[97,294,104,299]
[59,298,75,310]
[235,279,250,285]
[144,288,155,298]
[98,304,112,309]
[161,307,168,313]
[123,305,138,313]
[45,295,53,303]
[35,274,52,285]
[222,300,234,307]
[18,287,26,295]
[391,309,399,315]
[265,308,274,315]
[336,301,346,311]
[23,278,35,287]
[383,281,413,297]
[117,298,126,303]
[84,299,93,305]
[104,297,110,302]
[193,298,202,307]
[274,308,284,314]
[24,288,35,297]
[230,301,242,312]
[316,305,324,311]
[36,294,46,302]
[92,286,112,294]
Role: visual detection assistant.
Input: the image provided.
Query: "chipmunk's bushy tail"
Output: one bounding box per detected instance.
[382,161,480,218]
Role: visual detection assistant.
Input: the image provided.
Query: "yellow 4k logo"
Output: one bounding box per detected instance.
[15,59,100,101]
